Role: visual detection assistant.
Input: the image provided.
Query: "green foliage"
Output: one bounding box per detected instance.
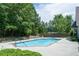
[39,22,47,34]
[69,28,76,36]
[0,3,45,37]
[5,25,17,31]
[69,28,77,41]
[0,49,42,56]
[48,14,72,34]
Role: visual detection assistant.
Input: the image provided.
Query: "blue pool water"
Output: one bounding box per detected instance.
[16,37,60,47]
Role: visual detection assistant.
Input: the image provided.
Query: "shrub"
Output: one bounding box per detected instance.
[69,28,78,41]
[0,49,42,56]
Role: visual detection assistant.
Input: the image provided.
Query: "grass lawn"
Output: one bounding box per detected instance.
[0,49,42,56]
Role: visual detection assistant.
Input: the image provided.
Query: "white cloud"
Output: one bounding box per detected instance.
[35,4,79,22]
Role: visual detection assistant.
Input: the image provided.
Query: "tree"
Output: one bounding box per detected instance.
[0,3,46,37]
[38,21,48,36]
[48,14,72,34]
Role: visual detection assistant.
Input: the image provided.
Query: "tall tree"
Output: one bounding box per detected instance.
[48,14,72,34]
[0,3,43,37]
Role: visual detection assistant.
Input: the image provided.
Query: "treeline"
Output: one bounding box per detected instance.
[0,3,47,37]
[0,3,75,38]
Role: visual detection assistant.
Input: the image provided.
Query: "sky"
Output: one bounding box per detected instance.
[34,3,79,23]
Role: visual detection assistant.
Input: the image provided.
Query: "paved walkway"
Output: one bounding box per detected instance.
[0,38,78,56]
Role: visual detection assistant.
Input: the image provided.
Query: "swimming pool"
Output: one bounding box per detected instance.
[15,37,60,47]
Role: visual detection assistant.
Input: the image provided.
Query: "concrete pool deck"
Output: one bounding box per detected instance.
[0,38,78,56]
